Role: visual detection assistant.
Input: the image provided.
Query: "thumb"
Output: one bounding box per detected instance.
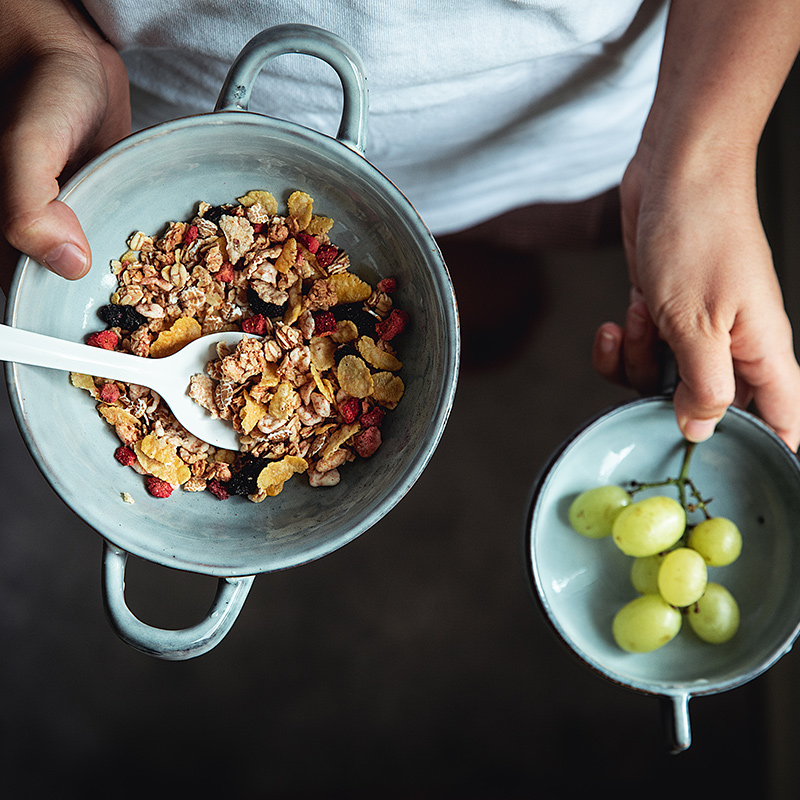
[670,333,736,442]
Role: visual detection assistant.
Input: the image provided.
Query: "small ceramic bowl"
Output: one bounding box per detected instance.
[525,396,800,753]
[5,25,459,660]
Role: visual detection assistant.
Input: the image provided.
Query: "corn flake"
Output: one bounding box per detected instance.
[372,372,405,409]
[150,316,202,358]
[256,455,308,493]
[309,336,336,370]
[70,372,98,395]
[240,391,268,434]
[337,355,374,398]
[269,381,299,420]
[357,336,402,371]
[287,191,313,231]
[237,190,278,215]
[275,237,298,274]
[329,272,372,303]
[331,320,358,343]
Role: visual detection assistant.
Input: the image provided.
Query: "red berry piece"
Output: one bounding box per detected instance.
[87,330,119,350]
[375,309,409,341]
[313,310,337,336]
[114,446,137,467]
[145,476,173,498]
[241,314,268,335]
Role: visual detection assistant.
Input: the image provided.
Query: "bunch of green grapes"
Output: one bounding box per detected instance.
[567,445,741,653]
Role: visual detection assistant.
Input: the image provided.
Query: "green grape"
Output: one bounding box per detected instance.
[688,517,742,567]
[568,485,632,538]
[687,583,740,644]
[630,554,664,595]
[611,495,686,557]
[612,594,682,653]
[657,547,707,607]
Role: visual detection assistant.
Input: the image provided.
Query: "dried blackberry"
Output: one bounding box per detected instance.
[333,342,359,365]
[98,303,147,332]
[247,288,286,318]
[332,303,381,335]
[204,204,235,224]
[225,457,274,497]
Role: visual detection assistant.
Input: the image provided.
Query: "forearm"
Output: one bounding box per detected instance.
[639,0,800,179]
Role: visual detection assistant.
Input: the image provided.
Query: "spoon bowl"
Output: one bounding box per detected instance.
[0,323,247,450]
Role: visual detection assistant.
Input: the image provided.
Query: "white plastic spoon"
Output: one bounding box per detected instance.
[0,323,249,450]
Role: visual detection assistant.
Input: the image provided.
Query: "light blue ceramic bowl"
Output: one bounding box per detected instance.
[526,397,800,753]
[4,25,459,660]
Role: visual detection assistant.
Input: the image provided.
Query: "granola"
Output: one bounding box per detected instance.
[74,190,409,502]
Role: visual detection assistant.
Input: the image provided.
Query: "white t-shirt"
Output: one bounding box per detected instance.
[83,0,669,234]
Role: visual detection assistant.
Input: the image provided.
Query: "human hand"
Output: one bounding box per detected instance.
[593,155,800,451]
[0,0,130,296]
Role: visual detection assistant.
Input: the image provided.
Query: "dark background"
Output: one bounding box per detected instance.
[2,62,800,800]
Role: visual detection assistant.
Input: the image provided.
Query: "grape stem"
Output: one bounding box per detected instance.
[628,442,713,523]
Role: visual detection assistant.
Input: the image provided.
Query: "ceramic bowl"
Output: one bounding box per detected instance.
[4,25,459,659]
[525,397,800,752]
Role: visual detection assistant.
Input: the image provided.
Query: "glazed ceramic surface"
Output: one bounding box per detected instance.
[4,26,459,658]
[526,397,800,749]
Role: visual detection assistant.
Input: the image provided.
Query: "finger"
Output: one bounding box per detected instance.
[592,322,627,385]
[619,301,661,394]
[670,333,736,443]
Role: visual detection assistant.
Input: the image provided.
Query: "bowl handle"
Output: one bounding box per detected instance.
[101,542,255,660]
[214,23,369,154]
[660,692,692,754]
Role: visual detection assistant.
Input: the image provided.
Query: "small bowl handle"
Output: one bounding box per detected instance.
[214,23,369,154]
[660,692,692,754]
[101,542,255,660]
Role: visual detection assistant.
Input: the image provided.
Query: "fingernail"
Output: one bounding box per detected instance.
[598,330,616,354]
[43,242,87,279]
[683,418,717,442]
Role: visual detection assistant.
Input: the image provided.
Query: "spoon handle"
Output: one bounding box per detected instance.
[0,323,161,388]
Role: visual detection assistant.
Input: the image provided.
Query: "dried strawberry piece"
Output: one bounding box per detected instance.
[87,330,119,350]
[241,314,268,335]
[352,426,382,458]
[114,446,136,467]
[145,476,173,498]
[359,406,385,428]
[207,479,230,500]
[339,396,360,424]
[184,224,199,245]
[217,261,235,282]
[377,277,397,293]
[316,244,338,268]
[99,383,120,403]
[296,233,319,253]
[313,310,337,336]
[375,309,409,341]
[251,222,264,234]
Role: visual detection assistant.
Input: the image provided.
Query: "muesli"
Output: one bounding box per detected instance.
[71,189,409,502]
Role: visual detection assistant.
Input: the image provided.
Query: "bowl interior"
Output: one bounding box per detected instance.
[6,112,459,577]
[527,398,800,696]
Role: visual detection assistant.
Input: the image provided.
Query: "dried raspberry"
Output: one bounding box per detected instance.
[184,224,199,245]
[207,479,230,500]
[375,309,409,341]
[241,314,268,335]
[251,222,264,234]
[296,233,319,253]
[87,330,119,350]
[352,426,382,458]
[359,406,385,428]
[114,446,136,467]
[217,261,235,282]
[313,310,337,336]
[145,476,173,498]
[339,396,360,424]
[377,277,397,293]
[99,382,120,403]
[98,303,147,332]
[316,244,338,268]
